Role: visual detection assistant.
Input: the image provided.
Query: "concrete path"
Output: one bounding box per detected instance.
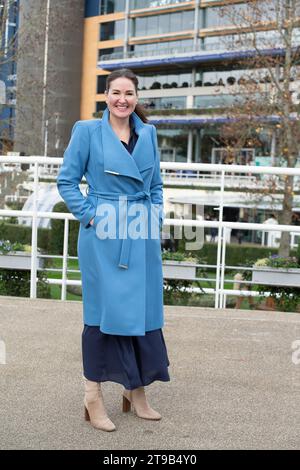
[0,296,299,449]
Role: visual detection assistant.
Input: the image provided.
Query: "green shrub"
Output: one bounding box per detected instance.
[50,202,79,256]
[176,241,284,267]
[163,279,192,305]
[0,268,50,298]
[0,221,50,252]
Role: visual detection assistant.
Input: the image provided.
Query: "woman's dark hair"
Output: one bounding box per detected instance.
[105,68,148,123]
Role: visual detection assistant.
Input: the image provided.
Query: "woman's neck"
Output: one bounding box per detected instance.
[109,113,130,133]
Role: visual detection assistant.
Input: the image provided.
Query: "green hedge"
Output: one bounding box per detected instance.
[0,220,50,251]
[0,268,50,298]
[198,243,282,267]
[50,202,79,256]
[0,203,79,256]
[178,241,296,268]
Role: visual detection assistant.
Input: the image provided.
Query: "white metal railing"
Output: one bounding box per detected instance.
[1,156,300,309]
[162,169,258,188]
[161,169,300,190]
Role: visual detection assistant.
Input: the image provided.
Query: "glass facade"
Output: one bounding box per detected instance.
[85,0,125,17]
[96,101,107,112]
[97,75,107,94]
[199,66,300,87]
[92,0,299,171]
[157,128,189,163]
[204,2,277,29]
[98,47,124,60]
[131,39,193,58]
[194,93,249,109]
[132,10,194,37]
[132,0,191,9]
[203,28,300,51]
[100,20,125,41]
[139,96,186,110]
[137,70,191,90]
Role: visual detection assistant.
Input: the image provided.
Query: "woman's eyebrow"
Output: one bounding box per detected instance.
[111,89,134,92]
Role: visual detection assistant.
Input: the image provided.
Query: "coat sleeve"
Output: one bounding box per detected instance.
[56,121,96,228]
[150,124,164,227]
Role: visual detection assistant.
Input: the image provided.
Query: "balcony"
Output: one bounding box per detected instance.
[99,41,292,73]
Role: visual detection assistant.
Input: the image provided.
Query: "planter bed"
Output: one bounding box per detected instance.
[252,267,300,288]
[0,251,44,270]
[162,260,197,280]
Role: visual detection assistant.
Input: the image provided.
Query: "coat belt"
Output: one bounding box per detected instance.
[87,189,151,270]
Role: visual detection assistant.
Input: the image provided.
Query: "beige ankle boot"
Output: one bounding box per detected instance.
[83,378,116,431]
[122,387,161,420]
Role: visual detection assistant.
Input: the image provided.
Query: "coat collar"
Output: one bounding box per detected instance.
[101,107,154,183]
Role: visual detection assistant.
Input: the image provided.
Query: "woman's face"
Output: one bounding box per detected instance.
[105,77,138,120]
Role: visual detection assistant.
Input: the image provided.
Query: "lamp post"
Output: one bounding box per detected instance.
[41,0,50,157]
[54,111,60,157]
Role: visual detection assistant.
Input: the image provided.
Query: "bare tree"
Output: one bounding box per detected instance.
[217,0,300,256]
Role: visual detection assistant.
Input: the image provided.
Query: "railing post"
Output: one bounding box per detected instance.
[215,169,225,309]
[220,227,227,308]
[61,218,69,301]
[30,162,39,299]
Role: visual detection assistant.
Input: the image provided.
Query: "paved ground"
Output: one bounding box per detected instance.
[0,296,299,450]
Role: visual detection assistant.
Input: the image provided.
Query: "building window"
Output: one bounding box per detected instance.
[204,2,277,29]
[131,0,191,9]
[132,10,194,37]
[203,28,289,51]
[100,20,125,41]
[156,128,189,163]
[137,70,191,90]
[85,0,125,17]
[97,75,107,94]
[96,101,107,113]
[85,0,100,17]
[132,38,193,58]
[98,47,124,60]
[99,0,125,14]
[139,96,186,110]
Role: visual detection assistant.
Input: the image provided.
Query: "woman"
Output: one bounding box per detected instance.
[57,68,170,432]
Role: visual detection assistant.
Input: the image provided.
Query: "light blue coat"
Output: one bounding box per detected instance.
[57,108,164,336]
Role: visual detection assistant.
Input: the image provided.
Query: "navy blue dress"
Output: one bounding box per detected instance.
[82,117,170,390]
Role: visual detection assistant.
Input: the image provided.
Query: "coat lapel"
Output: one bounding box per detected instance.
[101,107,154,183]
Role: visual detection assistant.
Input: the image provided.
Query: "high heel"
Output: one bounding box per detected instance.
[84,405,90,421]
[83,378,116,432]
[122,388,161,421]
[122,394,131,413]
